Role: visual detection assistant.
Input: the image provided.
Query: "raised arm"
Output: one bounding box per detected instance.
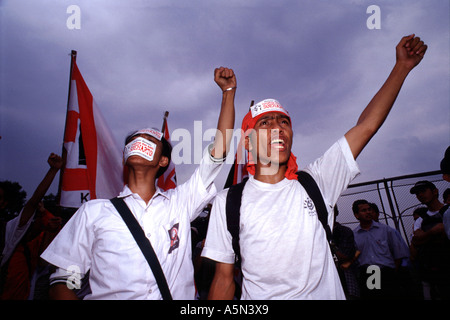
[210,67,236,159]
[345,34,427,159]
[19,153,63,226]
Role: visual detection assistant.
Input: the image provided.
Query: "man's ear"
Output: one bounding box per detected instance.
[432,188,440,199]
[443,173,450,182]
[159,156,169,169]
[245,135,252,152]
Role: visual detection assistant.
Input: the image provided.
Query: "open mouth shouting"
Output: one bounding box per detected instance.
[270,138,286,150]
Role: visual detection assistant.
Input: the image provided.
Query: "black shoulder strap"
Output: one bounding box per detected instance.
[418,204,449,222]
[110,197,172,300]
[225,172,333,266]
[297,171,333,244]
[0,220,8,295]
[439,204,450,216]
[0,220,6,262]
[225,178,248,267]
[417,209,430,221]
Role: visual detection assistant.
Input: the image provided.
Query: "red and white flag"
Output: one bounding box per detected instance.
[60,57,123,208]
[157,113,177,191]
[224,101,254,189]
[224,139,249,189]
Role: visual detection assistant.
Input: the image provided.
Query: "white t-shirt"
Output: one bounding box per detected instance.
[41,147,223,300]
[1,209,35,267]
[202,137,360,300]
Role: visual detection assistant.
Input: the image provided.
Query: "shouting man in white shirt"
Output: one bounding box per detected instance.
[41,67,236,300]
[202,35,427,300]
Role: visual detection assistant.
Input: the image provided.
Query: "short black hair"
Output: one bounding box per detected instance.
[352,199,369,215]
[156,137,172,178]
[124,130,172,179]
[370,202,379,214]
[443,188,450,203]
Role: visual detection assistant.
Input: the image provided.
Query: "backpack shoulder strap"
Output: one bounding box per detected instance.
[110,197,172,300]
[0,220,6,262]
[225,178,248,267]
[225,172,333,264]
[297,171,333,244]
[439,204,450,216]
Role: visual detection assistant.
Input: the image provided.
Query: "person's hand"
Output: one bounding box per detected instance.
[214,67,237,93]
[396,34,427,70]
[48,153,63,170]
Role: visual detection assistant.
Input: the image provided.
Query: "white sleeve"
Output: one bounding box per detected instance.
[303,136,360,228]
[49,266,85,288]
[1,209,35,267]
[40,203,94,275]
[413,217,423,231]
[198,143,226,190]
[168,143,224,221]
[201,189,235,264]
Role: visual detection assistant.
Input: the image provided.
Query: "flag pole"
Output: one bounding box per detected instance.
[66,50,77,111]
[224,100,254,189]
[57,50,77,207]
[161,111,169,133]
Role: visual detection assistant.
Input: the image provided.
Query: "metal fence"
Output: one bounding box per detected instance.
[335,170,447,246]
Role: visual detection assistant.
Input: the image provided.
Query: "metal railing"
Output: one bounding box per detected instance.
[335,170,447,246]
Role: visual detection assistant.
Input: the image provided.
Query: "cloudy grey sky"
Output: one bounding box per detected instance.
[1,0,449,200]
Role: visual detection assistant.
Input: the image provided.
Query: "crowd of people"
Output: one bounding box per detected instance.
[1,153,63,299]
[1,34,449,300]
[331,175,450,300]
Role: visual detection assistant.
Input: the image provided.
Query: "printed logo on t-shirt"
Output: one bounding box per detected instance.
[304,198,317,216]
[168,223,179,254]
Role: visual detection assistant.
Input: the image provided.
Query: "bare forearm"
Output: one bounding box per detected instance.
[413,223,445,245]
[49,283,80,300]
[358,62,410,130]
[211,89,236,159]
[346,63,411,159]
[208,274,235,300]
[19,167,59,226]
[210,67,236,159]
[30,167,60,206]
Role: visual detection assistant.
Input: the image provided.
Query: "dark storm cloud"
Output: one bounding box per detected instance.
[1,0,448,198]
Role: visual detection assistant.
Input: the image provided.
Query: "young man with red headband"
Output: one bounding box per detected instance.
[202,35,427,299]
[41,67,236,300]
